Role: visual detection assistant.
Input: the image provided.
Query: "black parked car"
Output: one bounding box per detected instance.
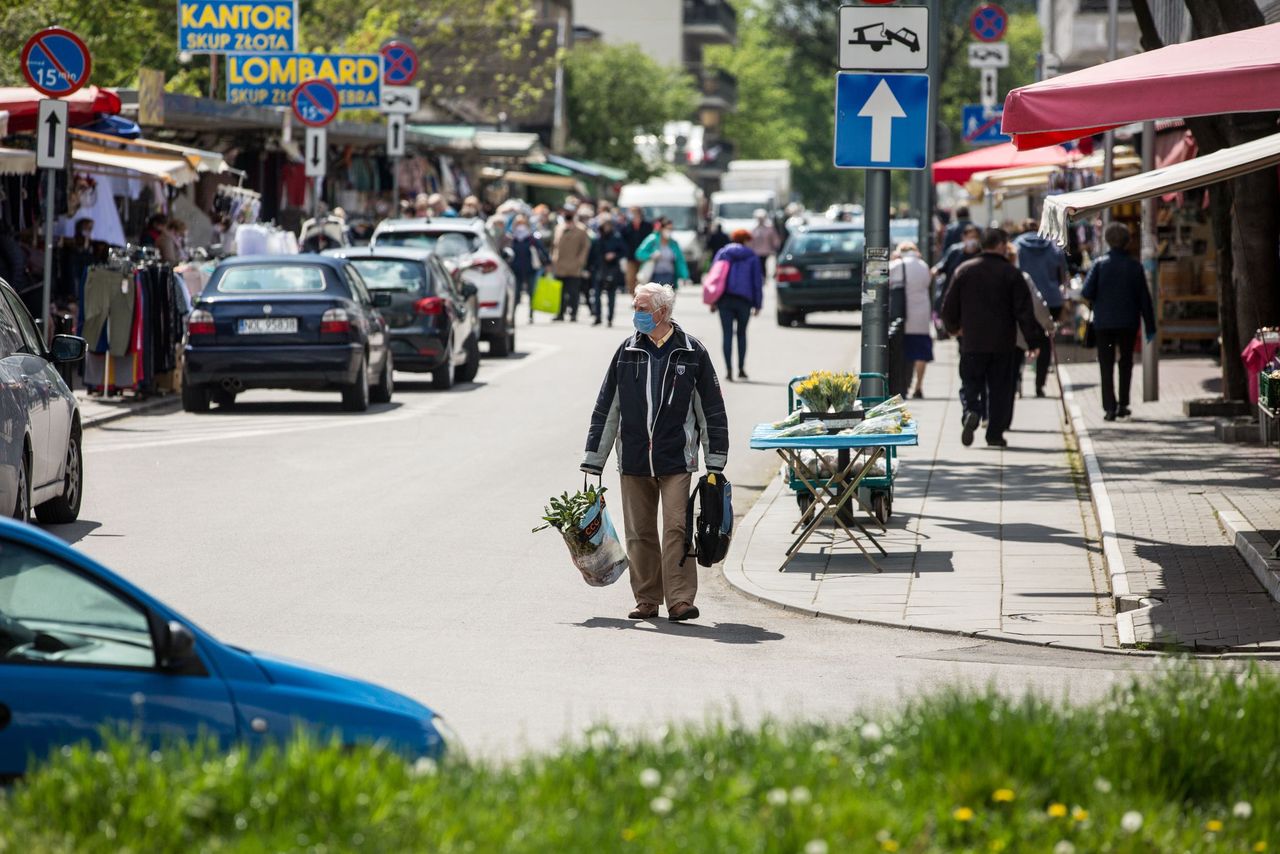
[183,256,393,412]
[775,224,866,326]
[0,278,86,522]
[324,247,480,390]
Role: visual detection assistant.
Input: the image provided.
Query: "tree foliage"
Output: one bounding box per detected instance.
[563,43,697,182]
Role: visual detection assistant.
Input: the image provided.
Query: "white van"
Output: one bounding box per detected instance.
[618,173,706,272]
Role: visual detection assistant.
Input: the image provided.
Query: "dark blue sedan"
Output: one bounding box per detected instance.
[0,518,454,778]
[183,255,393,412]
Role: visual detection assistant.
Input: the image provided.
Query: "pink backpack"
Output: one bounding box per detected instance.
[701,259,730,306]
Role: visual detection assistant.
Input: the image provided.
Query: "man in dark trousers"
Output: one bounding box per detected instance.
[942,228,1039,448]
[619,207,654,295]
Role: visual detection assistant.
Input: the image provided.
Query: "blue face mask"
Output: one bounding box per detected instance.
[633,310,657,334]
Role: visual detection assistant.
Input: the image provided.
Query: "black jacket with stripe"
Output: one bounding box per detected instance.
[581,324,729,477]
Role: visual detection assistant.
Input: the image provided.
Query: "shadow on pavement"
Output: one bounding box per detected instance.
[203,401,406,416]
[45,519,104,545]
[572,616,784,644]
[393,380,488,394]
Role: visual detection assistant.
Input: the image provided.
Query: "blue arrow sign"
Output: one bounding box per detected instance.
[834,72,929,170]
[962,104,1010,146]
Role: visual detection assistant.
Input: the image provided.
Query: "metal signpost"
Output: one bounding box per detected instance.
[835,1,931,388]
[22,26,91,338]
[292,79,339,215]
[378,40,419,212]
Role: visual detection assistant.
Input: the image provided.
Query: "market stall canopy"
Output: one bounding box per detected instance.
[501,170,584,192]
[0,147,35,176]
[0,86,122,134]
[72,142,199,186]
[932,142,1073,184]
[545,153,628,183]
[1038,130,1280,244]
[966,147,1143,197]
[70,127,228,173]
[1003,22,1280,151]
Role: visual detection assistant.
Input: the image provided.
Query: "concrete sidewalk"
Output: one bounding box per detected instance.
[77,391,179,429]
[725,340,1121,652]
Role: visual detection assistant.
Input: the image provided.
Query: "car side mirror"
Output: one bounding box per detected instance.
[51,334,87,364]
[371,291,393,308]
[461,283,478,299]
[157,620,197,670]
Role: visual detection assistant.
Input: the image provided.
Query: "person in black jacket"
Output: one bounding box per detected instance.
[589,218,628,327]
[1081,223,1156,421]
[619,207,654,295]
[581,283,729,623]
[942,228,1040,448]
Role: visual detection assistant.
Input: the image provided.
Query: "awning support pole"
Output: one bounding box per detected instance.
[41,167,54,340]
[1141,120,1159,401]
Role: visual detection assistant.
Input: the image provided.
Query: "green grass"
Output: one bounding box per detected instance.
[2,664,1278,852]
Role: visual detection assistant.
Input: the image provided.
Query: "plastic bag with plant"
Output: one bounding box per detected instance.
[534,484,628,586]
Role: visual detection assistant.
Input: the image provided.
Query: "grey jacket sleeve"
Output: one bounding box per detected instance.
[582,346,622,473]
[693,346,729,472]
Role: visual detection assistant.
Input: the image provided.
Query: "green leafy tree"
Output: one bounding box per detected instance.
[563,43,697,182]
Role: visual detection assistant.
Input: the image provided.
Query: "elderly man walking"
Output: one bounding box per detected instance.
[581,283,729,622]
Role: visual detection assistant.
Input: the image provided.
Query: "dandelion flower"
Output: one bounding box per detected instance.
[992,788,1015,803]
[767,788,789,806]
[989,841,1007,853]
[1072,807,1089,822]
[1206,819,1224,833]
[1093,777,1113,794]
[1252,842,1267,852]
[953,807,975,822]
[791,787,812,805]
[621,828,637,842]
[410,757,437,778]
[805,841,829,854]
[650,796,673,816]
[638,768,661,789]
[1047,803,1068,818]
[1234,801,1254,820]
[881,840,900,853]
[1121,811,1143,833]
[860,722,883,741]
[1053,842,1076,854]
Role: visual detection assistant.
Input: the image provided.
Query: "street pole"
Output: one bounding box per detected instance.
[861,170,891,394]
[922,0,940,263]
[391,157,400,216]
[1141,120,1159,401]
[41,167,54,337]
[1101,0,1118,226]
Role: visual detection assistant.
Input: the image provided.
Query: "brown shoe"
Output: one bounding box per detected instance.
[668,602,700,622]
[628,603,659,620]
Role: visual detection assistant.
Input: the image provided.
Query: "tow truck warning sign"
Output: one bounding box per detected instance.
[838,5,930,72]
[178,1,297,54]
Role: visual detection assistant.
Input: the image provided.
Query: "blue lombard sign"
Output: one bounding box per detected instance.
[226,54,383,108]
[178,1,298,54]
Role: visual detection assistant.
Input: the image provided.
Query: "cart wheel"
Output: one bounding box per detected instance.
[872,493,892,525]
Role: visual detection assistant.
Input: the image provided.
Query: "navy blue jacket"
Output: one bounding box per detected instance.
[509,233,550,276]
[1082,249,1155,332]
[582,324,729,477]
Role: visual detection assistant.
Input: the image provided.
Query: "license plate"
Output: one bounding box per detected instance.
[814,268,852,280]
[238,318,297,334]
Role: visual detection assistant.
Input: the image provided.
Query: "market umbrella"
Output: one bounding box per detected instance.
[930,142,1073,184]
[0,86,122,135]
[1002,22,1280,150]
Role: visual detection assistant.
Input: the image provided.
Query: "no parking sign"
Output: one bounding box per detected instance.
[21,27,92,97]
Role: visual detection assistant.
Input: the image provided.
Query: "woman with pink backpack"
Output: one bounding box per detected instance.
[703,229,764,382]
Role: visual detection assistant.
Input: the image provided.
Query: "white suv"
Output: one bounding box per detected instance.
[371,218,518,357]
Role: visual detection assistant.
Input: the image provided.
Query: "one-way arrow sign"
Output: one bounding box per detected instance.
[386,114,405,157]
[834,72,929,170]
[36,99,69,170]
[304,127,327,178]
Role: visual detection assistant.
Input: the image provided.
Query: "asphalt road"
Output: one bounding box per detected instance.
[53,286,1161,757]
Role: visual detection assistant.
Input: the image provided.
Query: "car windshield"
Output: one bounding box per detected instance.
[643,206,699,230]
[217,265,327,293]
[717,203,763,220]
[348,259,428,292]
[787,231,865,256]
[376,231,481,258]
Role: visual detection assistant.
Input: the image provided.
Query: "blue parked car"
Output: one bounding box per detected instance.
[0,519,454,778]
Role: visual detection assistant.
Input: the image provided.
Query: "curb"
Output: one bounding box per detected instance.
[80,395,181,430]
[1207,493,1280,602]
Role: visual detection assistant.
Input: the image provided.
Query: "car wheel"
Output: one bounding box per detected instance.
[342,355,371,412]
[182,382,211,413]
[454,333,481,383]
[12,446,29,522]
[777,308,798,327]
[211,388,236,409]
[35,428,82,524]
[371,352,394,403]
[432,342,455,390]
[489,311,511,358]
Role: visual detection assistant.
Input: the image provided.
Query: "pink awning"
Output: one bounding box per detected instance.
[1002,22,1280,150]
[931,142,1073,184]
[0,86,121,135]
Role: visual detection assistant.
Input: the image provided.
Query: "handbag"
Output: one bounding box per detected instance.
[531,276,563,315]
[680,472,733,568]
[701,259,730,306]
[1082,308,1097,348]
[637,257,656,283]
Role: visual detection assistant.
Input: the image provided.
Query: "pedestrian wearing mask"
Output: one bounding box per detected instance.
[705,221,730,269]
[1013,219,1069,397]
[1008,242,1054,424]
[890,241,934,399]
[1081,222,1156,421]
[636,218,690,288]
[590,217,627,327]
[934,223,984,412]
[581,283,729,622]
[941,228,1039,448]
[711,229,763,381]
[509,215,550,321]
[552,214,591,322]
[620,207,653,294]
[749,209,781,272]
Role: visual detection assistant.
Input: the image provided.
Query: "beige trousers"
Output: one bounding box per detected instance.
[625,260,641,294]
[620,473,695,608]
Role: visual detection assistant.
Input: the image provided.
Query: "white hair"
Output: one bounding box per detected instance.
[634,283,676,317]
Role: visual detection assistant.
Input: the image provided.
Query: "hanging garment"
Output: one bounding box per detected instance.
[108,271,137,358]
[82,268,118,350]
